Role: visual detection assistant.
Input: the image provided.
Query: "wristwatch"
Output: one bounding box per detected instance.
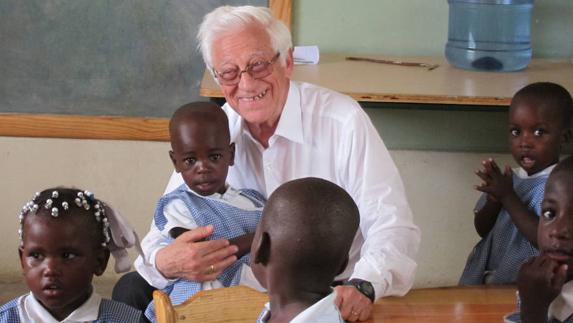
[345,279,375,303]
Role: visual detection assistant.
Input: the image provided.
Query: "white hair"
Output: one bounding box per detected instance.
[197,6,293,69]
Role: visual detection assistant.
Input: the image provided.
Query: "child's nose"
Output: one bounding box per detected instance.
[196,160,211,173]
[43,258,62,276]
[550,217,572,239]
[519,134,533,149]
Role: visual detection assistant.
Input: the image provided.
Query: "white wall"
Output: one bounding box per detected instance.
[0,135,514,288]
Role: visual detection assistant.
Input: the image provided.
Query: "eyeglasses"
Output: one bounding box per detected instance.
[212,53,280,85]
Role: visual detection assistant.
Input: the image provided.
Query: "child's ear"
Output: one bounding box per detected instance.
[18,247,24,269]
[336,256,349,276]
[94,248,110,276]
[253,232,271,266]
[229,143,235,166]
[561,128,572,146]
[169,151,180,173]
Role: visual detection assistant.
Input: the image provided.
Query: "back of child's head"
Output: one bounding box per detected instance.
[511,82,573,129]
[169,101,230,146]
[252,177,359,290]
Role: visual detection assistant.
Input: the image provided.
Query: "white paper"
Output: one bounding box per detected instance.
[293,45,320,64]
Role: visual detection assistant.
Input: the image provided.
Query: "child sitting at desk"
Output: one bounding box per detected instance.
[135,102,265,322]
[251,177,360,323]
[0,187,144,323]
[460,82,573,285]
[504,155,573,322]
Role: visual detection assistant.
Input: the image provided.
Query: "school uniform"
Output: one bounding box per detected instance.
[256,292,344,323]
[504,281,573,323]
[0,290,143,323]
[140,184,264,322]
[460,165,554,285]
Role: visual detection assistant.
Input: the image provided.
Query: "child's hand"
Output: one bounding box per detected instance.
[518,255,568,321]
[475,158,513,202]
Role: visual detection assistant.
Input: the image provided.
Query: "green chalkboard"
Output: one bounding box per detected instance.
[0,0,267,118]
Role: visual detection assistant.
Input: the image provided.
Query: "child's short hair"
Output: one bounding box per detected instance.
[260,177,359,286]
[512,82,573,128]
[169,101,229,143]
[550,155,573,178]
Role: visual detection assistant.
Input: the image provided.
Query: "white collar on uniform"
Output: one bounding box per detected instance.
[21,288,101,323]
[240,80,304,146]
[259,291,342,323]
[549,280,573,321]
[185,183,261,210]
[514,163,556,179]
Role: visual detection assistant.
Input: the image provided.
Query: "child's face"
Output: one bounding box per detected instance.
[170,119,234,196]
[19,214,107,320]
[538,174,573,280]
[508,101,566,175]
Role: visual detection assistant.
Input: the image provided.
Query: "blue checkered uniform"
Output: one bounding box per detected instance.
[144,184,265,322]
[460,170,547,285]
[0,297,144,322]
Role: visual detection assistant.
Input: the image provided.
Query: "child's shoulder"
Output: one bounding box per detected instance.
[0,297,22,322]
[97,298,144,323]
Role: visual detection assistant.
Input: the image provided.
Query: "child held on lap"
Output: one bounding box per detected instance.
[252,177,359,323]
[0,188,144,323]
[460,82,573,285]
[504,156,573,323]
[136,102,265,322]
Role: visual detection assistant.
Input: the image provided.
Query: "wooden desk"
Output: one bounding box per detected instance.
[200,54,573,106]
[370,286,516,323]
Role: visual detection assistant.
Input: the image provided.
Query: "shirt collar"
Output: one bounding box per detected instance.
[256,291,342,323]
[514,163,556,179]
[549,280,573,321]
[24,288,101,323]
[240,80,304,146]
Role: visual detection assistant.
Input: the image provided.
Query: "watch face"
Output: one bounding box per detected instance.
[348,279,375,302]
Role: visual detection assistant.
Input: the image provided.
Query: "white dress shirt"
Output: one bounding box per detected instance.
[134,185,263,291]
[18,290,101,323]
[257,291,343,323]
[164,81,420,299]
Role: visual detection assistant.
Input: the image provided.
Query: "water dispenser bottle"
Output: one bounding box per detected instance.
[445,0,534,72]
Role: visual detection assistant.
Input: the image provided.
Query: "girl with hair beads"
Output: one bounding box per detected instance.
[0,187,145,323]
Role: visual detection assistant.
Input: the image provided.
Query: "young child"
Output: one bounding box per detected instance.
[460,82,573,285]
[0,187,145,323]
[251,177,359,323]
[135,102,266,322]
[504,155,573,323]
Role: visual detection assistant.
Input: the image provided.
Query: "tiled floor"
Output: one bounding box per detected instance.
[0,278,116,304]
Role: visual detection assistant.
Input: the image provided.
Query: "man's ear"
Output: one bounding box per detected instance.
[284,48,294,78]
[94,248,110,276]
[169,151,180,173]
[253,232,271,266]
[229,142,235,167]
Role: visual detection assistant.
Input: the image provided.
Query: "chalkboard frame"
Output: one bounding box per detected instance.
[0,0,291,142]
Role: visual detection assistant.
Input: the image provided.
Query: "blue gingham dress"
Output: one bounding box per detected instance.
[145,184,264,322]
[460,169,548,285]
[0,297,144,323]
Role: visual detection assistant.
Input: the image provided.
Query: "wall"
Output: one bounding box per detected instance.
[1,1,573,287]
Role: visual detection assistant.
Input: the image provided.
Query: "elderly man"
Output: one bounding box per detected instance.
[116,5,420,322]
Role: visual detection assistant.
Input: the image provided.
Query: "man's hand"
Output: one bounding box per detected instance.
[155,225,239,282]
[475,158,514,202]
[334,285,373,322]
[518,255,568,323]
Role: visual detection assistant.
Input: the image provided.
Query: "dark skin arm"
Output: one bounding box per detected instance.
[475,159,539,246]
[170,227,254,259]
[518,255,568,323]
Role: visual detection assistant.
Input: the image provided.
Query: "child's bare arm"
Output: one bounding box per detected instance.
[476,159,539,246]
[228,233,255,259]
[473,197,502,238]
[518,255,567,323]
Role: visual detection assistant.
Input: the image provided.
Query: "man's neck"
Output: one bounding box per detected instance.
[247,119,279,148]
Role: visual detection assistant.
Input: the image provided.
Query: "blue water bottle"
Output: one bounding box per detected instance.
[445,0,534,72]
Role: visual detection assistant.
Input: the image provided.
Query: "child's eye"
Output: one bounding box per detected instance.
[28,252,43,260]
[534,129,545,136]
[62,252,77,260]
[542,209,556,220]
[184,157,196,165]
[209,154,222,161]
[510,128,520,137]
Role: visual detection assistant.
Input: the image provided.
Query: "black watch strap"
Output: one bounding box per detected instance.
[345,279,375,303]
